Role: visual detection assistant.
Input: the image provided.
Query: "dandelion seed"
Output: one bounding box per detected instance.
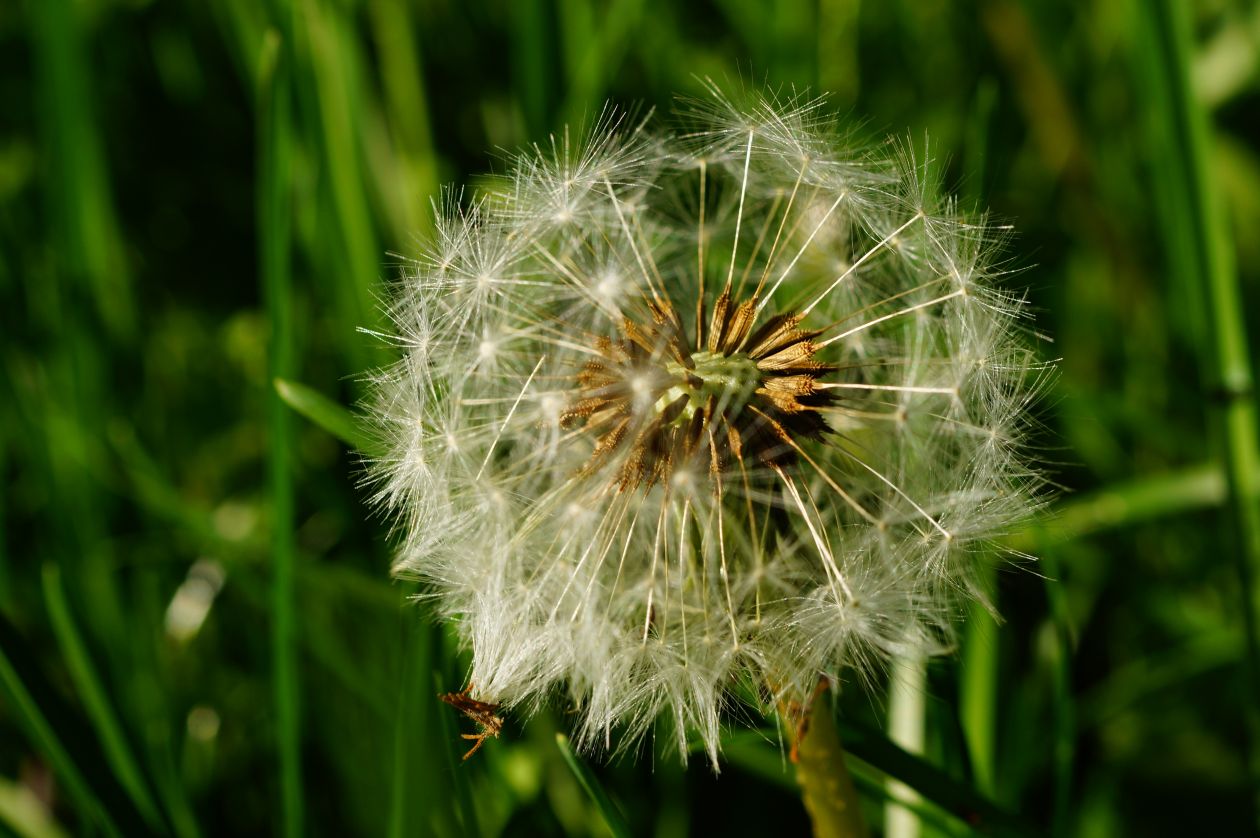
[367,85,1048,765]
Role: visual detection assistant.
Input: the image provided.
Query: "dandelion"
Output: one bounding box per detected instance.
[368,85,1045,767]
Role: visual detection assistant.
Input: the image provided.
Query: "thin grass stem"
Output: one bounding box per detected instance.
[258,29,303,838]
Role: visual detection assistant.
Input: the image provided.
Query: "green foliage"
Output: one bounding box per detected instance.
[555,735,632,838]
[1,0,1258,834]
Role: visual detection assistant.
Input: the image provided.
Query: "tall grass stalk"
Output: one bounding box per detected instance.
[41,565,161,830]
[885,650,926,838]
[297,0,381,375]
[26,0,132,337]
[258,28,303,838]
[1142,0,1260,824]
[959,75,1001,804]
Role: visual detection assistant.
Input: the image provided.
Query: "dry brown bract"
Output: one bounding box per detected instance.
[439,685,504,760]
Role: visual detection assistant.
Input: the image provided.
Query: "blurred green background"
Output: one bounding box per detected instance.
[3,0,1260,835]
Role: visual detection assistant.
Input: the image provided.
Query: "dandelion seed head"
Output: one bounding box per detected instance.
[367,84,1048,766]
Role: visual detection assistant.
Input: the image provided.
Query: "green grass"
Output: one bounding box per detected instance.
[257,26,301,838]
[1139,3,1260,828]
[2,0,1259,834]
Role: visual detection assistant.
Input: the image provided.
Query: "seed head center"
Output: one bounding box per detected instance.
[659,350,761,422]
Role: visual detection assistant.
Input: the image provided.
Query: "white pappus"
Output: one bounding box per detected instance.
[366,84,1048,767]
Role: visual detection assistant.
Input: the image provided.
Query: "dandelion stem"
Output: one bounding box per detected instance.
[789,689,869,838]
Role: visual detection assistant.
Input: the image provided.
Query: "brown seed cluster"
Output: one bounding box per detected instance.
[561,286,838,491]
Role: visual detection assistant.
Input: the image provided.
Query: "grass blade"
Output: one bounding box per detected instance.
[295,0,382,375]
[720,731,957,833]
[258,27,303,838]
[434,669,481,837]
[886,648,928,837]
[960,560,1000,798]
[554,734,631,838]
[1004,462,1229,552]
[511,0,551,138]
[834,718,1040,836]
[387,614,458,837]
[275,377,381,456]
[1039,549,1075,835]
[1139,1,1260,824]
[26,0,133,337]
[0,614,151,837]
[366,0,439,238]
[717,721,1036,836]
[40,565,161,831]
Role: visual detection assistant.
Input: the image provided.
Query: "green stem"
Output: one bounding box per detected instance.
[885,648,926,838]
[258,28,302,838]
[959,560,999,798]
[1145,0,1260,824]
[791,691,870,838]
[1041,549,1075,836]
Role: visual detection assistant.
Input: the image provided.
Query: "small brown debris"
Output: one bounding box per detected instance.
[439,685,504,760]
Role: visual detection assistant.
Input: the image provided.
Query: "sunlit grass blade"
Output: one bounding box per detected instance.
[275,377,382,456]
[258,28,303,838]
[366,0,439,238]
[886,648,927,837]
[295,0,382,375]
[40,565,162,831]
[555,734,632,838]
